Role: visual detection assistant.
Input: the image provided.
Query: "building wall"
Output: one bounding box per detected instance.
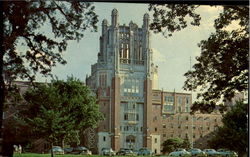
[86,9,224,154]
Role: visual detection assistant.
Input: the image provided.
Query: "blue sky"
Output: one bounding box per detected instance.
[34,3,223,100]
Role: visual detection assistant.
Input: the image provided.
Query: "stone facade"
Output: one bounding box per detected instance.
[85,9,224,154]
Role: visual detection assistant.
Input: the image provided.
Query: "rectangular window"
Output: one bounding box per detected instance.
[124,114,128,120]
[136,114,139,121]
[178,97,182,105]
[141,127,143,132]
[155,127,157,132]
[163,134,166,137]
[163,124,166,128]
[155,138,157,143]
[103,136,106,141]
[186,97,189,104]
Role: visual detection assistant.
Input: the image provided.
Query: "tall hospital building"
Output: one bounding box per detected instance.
[86,9,223,154]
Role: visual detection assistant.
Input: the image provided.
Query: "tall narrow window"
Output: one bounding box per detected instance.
[126,44,129,59]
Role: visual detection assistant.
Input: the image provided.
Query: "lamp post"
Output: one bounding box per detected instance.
[190,56,194,149]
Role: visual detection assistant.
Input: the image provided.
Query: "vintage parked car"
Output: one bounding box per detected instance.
[71,146,92,155]
[138,148,154,156]
[64,147,73,154]
[217,149,238,157]
[133,150,139,156]
[203,149,220,156]
[116,148,135,156]
[101,148,116,156]
[49,146,64,154]
[169,148,191,156]
[188,148,207,156]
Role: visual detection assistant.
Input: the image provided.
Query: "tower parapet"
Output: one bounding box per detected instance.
[111,8,118,27]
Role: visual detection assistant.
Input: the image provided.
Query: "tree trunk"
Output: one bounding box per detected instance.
[62,138,64,149]
[0,1,5,155]
[51,142,54,157]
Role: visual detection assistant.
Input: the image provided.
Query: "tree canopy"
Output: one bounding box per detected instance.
[20,77,104,156]
[162,137,183,154]
[208,101,248,156]
[149,5,249,113]
[1,1,98,154]
[3,1,98,82]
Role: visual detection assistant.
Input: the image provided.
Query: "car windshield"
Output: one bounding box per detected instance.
[189,149,200,151]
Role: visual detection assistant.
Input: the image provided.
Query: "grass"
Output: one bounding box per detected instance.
[13,154,169,157]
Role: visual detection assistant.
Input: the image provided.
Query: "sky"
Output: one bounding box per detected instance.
[34,3,223,100]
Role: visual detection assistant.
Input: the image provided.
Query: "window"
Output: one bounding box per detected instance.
[124,114,128,120]
[178,106,181,112]
[120,126,122,131]
[155,138,157,143]
[178,125,181,129]
[193,126,196,129]
[193,134,195,139]
[163,104,174,112]
[163,124,166,129]
[141,127,143,132]
[207,127,210,131]
[186,125,188,129]
[103,136,106,141]
[163,134,166,137]
[165,96,174,103]
[186,97,189,104]
[186,116,189,120]
[155,127,157,132]
[178,97,182,105]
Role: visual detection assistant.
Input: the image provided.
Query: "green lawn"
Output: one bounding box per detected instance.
[14,154,98,157]
[13,154,168,157]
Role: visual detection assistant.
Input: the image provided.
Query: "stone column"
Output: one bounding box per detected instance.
[111,76,121,151]
[143,79,152,149]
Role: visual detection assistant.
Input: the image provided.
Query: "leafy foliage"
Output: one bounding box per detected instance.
[182,136,191,150]
[208,101,247,156]
[149,5,249,113]
[162,138,184,154]
[20,77,104,147]
[3,1,98,82]
[149,4,200,37]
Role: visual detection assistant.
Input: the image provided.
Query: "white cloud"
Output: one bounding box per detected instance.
[152,48,167,63]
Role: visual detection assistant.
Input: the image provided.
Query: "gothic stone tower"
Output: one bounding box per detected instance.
[86,9,159,154]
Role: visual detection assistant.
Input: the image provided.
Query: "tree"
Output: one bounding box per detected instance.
[20,77,104,157]
[1,1,98,154]
[208,101,247,157]
[182,136,191,150]
[162,138,183,154]
[149,4,249,113]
